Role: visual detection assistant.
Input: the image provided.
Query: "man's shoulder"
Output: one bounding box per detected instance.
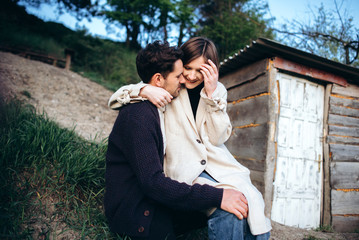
[111,101,160,135]
[118,101,158,120]
[122,100,155,111]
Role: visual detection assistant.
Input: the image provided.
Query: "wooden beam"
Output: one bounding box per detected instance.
[322,84,332,226]
[330,95,359,109]
[328,124,359,138]
[273,57,348,86]
[227,94,269,126]
[332,83,359,98]
[331,162,359,189]
[327,135,359,145]
[330,144,359,162]
[227,72,269,102]
[220,59,268,89]
[226,123,269,161]
[249,169,265,194]
[330,105,359,118]
[332,215,359,232]
[331,190,359,215]
[328,114,359,127]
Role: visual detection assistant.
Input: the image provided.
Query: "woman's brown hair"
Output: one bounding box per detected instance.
[180,37,219,68]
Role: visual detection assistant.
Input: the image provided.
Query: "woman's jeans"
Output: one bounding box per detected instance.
[199,171,270,240]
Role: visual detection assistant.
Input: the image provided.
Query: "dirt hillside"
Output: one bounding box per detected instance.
[1,51,358,239]
[0,51,118,141]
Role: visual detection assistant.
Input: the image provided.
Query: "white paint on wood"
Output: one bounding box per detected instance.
[271,73,324,229]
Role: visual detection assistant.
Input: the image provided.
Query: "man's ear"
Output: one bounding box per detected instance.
[150,73,164,87]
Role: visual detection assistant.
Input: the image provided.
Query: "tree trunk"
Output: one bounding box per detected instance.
[160,7,169,42]
[130,23,141,50]
[125,24,130,48]
[177,22,184,46]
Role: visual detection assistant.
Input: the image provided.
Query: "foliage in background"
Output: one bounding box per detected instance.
[8,0,358,69]
[104,0,196,49]
[275,1,359,67]
[193,0,273,59]
[104,0,273,59]
[0,98,126,239]
[1,0,139,91]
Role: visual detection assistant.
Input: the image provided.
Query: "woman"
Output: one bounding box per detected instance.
[109,37,271,239]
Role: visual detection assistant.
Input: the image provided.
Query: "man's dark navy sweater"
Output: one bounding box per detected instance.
[104,101,223,237]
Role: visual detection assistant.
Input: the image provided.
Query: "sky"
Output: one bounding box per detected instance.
[21,0,359,44]
[266,0,359,28]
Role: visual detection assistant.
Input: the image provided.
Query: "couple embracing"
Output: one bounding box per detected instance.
[104,37,271,240]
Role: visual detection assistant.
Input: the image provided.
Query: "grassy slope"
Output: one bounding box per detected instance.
[0,2,203,239]
[0,3,135,238]
[0,99,122,239]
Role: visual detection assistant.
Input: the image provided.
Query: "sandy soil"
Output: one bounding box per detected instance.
[1,51,358,240]
[0,51,118,141]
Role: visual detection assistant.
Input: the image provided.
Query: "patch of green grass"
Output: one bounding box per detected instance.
[304,235,321,240]
[314,225,334,233]
[21,90,32,99]
[78,70,122,92]
[0,99,125,239]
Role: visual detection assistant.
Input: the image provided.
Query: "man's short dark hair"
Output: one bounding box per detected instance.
[136,41,183,83]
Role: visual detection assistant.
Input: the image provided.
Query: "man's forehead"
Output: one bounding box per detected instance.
[173,59,183,73]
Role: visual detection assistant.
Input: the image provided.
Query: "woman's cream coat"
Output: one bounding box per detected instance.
[109,82,271,235]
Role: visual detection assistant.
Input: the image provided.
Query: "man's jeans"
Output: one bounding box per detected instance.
[199,171,270,240]
[208,209,270,240]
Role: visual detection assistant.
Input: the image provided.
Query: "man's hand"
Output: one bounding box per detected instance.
[140,85,173,108]
[221,189,248,220]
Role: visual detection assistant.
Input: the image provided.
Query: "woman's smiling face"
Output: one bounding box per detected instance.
[183,56,206,89]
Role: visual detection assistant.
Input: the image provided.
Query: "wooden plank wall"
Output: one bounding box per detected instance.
[220,59,270,194]
[328,83,359,232]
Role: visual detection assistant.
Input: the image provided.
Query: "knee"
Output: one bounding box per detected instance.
[208,209,245,228]
[208,209,246,239]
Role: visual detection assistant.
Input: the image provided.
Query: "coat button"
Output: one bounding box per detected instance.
[144,210,150,216]
[201,160,206,165]
[138,226,144,232]
[196,139,202,143]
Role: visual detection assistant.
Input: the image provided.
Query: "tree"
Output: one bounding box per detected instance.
[105,0,184,49]
[172,0,196,46]
[105,0,148,49]
[191,0,273,59]
[275,1,359,66]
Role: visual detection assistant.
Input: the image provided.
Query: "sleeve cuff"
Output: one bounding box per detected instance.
[200,87,226,112]
[108,82,148,109]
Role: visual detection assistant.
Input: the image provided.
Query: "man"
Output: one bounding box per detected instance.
[104,41,248,240]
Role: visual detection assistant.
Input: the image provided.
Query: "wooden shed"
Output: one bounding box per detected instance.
[219,38,359,232]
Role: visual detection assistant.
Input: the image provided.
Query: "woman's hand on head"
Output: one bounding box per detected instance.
[140,85,173,108]
[200,59,218,99]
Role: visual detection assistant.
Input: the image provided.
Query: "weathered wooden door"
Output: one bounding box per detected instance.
[271,73,324,229]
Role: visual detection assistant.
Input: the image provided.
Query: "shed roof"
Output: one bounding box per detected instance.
[219,38,359,83]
